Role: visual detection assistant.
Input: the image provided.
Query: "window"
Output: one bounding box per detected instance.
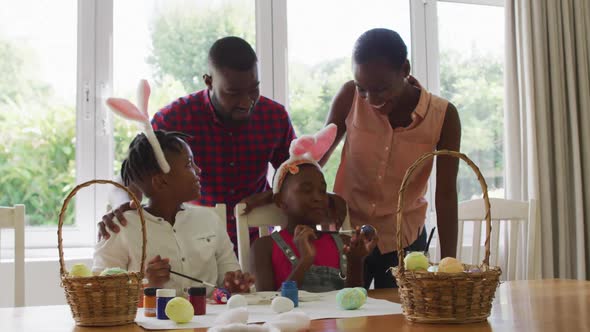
[0,0,92,250]
[0,0,506,257]
[286,0,411,189]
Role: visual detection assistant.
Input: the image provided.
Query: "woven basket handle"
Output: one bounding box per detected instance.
[57,179,147,278]
[396,150,491,273]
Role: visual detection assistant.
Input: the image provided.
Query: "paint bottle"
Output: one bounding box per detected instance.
[188,287,207,315]
[143,287,159,317]
[156,289,176,319]
[280,281,299,307]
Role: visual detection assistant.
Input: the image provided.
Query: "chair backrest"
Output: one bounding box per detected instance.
[212,203,227,226]
[0,204,25,307]
[234,202,351,272]
[456,198,537,281]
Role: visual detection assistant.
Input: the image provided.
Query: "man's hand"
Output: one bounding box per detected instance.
[344,227,379,262]
[145,255,171,288]
[240,191,273,215]
[223,271,255,293]
[293,225,317,262]
[328,194,347,230]
[97,201,138,241]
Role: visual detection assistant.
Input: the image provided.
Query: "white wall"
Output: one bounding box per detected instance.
[0,258,92,307]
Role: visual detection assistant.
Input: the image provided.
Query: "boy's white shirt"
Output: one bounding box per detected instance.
[92,204,240,296]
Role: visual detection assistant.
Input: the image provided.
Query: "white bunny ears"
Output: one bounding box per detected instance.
[272,123,337,194]
[106,80,171,173]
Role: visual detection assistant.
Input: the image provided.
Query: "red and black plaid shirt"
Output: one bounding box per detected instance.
[152,90,296,248]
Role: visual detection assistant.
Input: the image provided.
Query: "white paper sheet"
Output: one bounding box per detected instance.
[135,291,402,330]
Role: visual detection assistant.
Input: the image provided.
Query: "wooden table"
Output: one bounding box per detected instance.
[2,279,588,331]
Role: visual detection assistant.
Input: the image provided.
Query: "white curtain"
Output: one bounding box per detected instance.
[505,0,590,280]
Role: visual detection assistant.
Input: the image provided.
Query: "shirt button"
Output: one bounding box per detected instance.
[228,132,233,136]
[378,175,382,180]
[229,162,235,167]
[229,189,235,194]
[385,146,389,151]
[173,229,176,233]
[182,257,186,262]
[372,203,376,207]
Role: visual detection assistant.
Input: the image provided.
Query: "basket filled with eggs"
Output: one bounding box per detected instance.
[57,180,147,326]
[391,150,502,324]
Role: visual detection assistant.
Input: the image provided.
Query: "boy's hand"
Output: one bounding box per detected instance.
[344,227,379,262]
[293,225,317,263]
[223,271,255,293]
[145,255,171,287]
[97,201,138,241]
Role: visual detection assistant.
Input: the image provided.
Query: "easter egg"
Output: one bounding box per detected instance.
[212,288,231,304]
[360,225,376,241]
[69,263,92,277]
[271,296,294,313]
[99,267,127,276]
[403,252,429,271]
[336,288,365,310]
[165,297,194,323]
[227,294,248,309]
[438,257,464,273]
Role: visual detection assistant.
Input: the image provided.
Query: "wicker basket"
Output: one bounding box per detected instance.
[57,179,147,326]
[392,150,502,324]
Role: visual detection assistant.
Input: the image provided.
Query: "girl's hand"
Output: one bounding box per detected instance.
[145,255,171,287]
[344,227,379,261]
[293,225,317,263]
[223,270,255,293]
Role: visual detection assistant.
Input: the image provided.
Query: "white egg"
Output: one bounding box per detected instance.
[227,294,248,309]
[214,307,249,325]
[270,296,294,313]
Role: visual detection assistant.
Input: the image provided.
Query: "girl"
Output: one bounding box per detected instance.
[250,124,377,292]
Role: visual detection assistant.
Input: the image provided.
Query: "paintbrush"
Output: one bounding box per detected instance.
[424,227,436,256]
[169,269,216,288]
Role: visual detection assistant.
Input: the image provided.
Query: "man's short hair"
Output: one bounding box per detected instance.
[208,36,257,71]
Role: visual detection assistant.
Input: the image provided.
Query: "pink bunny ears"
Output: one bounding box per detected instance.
[272,123,337,194]
[106,80,171,173]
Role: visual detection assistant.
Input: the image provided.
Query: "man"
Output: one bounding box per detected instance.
[99,36,296,248]
[321,28,461,288]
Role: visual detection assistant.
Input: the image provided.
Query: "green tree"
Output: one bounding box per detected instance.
[147,2,255,93]
[439,49,504,200]
[0,37,76,226]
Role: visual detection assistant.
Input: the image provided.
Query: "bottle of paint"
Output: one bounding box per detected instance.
[188,287,207,315]
[280,281,299,307]
[156,289,176,319]
[143,287,159,317]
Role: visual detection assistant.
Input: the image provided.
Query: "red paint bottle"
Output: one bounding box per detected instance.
[188,287,206,315]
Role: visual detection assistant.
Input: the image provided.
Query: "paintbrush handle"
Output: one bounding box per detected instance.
[169,269,216,288]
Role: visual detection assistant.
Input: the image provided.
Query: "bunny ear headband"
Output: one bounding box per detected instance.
[272,123,337,194]
[106,80,171,173]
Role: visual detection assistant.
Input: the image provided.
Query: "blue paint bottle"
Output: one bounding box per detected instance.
[156,289,176,320]
[280,281,299,307]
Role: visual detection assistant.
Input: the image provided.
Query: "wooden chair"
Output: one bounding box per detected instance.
[0,204,26,306]
[456,198,538,280]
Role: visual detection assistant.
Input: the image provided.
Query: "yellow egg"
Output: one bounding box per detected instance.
[438,257,464,273]
[165,297,194,323]
[69,263,92,277]
[403,252,429,271]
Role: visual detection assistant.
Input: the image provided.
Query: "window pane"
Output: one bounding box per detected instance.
[438,2,505,201]
[0,0,77,226]
[113,0,255,175]
[287,0,411,190]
